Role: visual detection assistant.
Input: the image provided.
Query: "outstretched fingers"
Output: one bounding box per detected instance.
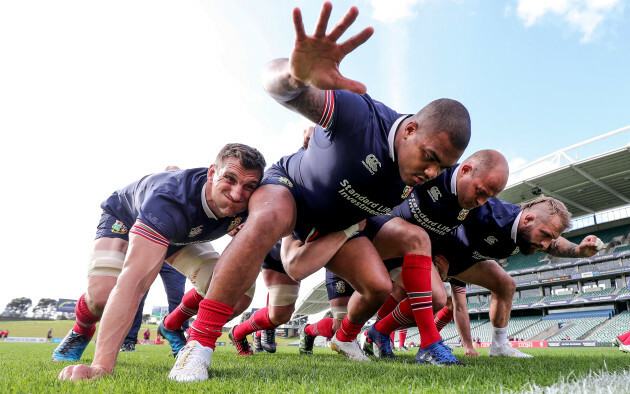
[328,6,360,42]
[292,8,306,41]
[336,76,367,96]
[339,27,374,55]
[313,2,333,37]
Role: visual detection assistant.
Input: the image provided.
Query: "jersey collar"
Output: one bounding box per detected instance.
[450,164,461,196]
[511,211,522,242]
[388,115,411,161]
[201,183,218,220]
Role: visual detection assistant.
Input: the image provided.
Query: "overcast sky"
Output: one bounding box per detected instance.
[0,0,628,323]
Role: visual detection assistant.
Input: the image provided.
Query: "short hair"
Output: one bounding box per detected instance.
[215,143,266,180]
[520,196,571,231]
[411,98,471,151]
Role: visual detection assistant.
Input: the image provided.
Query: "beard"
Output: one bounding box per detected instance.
[516,226,537,255]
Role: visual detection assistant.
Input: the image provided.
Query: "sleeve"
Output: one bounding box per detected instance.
[135,192,190,243]
[320,90,371,137]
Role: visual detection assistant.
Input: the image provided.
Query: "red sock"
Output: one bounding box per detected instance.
[399,329,407,345]
[619,330,630,343]
[164,289,204,330]
[374,297,414,335]
[376,294,400,321]
[233,307,275,339]
[188,299,233,349]
[334,316,363,342]
[401,255,442,349]
[390,332,395,342]
[255,330,262,338]
[73,294,99,338]
[305,318,334,338]
[434,307,454,332]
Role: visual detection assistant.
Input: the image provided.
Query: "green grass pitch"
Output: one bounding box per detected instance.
[1,340,629,393]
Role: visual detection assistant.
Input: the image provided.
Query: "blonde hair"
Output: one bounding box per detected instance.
[520,196,571,231]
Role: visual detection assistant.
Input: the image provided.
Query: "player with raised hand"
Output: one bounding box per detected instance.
[168,2,470,382]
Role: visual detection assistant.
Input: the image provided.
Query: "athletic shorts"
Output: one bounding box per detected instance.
[325,270,355,301]
[262,252,286,274]
[261,164,368,244]
[363,214,396,241]
[94,211,132,241]
[260,164,315,242]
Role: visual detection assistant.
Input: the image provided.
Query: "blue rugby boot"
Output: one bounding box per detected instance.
[365,325,395,358]
[415,339,466,366]
[158,320,187,357]
[52,330,92,362]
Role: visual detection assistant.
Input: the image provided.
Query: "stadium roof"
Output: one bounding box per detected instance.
[498,146,630,218]
[295,128,630,316]
[294,280,328,316]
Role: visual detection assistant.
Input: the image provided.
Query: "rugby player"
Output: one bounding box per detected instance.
[369,196,603,358]
[56,144,266,381]
[168,3,470,381]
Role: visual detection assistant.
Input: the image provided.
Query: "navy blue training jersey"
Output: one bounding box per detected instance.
[436,197,521,276]
[365,165,470,241]
[100,168,246,257]
[265,90,411,237]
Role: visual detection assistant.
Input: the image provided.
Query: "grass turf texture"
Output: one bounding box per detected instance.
[1,342,628,393]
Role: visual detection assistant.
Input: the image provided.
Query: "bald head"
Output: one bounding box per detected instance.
[463,149,509,189]
[411,98,471,151]
[456,149,509,210]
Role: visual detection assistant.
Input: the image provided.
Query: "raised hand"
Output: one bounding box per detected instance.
[576,235,604,257]
[289,2,373,94]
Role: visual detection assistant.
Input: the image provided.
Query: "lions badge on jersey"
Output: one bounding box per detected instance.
[335,280,346,294]
[457,209,469,221]
[111,220,128,234]
[278,177,293,188]
[401,186,413,199]
[227,217,243,232]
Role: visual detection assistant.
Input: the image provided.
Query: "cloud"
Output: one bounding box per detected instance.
[514,0,623,43]
[370,0,423,23]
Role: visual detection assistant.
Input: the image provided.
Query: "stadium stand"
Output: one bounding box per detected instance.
[585,311,630,343]
[545,316,609,341]
[577,287,614,298]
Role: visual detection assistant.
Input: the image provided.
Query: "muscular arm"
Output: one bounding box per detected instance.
[451,286,479,357]
[281,222,363,281]
[262,58,326,124]
[59,235,167,380]
[547,235,601,258]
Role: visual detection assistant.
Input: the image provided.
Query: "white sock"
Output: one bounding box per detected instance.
[492,326,508,347]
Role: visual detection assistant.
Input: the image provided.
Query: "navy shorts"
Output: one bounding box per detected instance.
[262,254,286,274]
[363,214,396,240]
[94,211,132,241]
[325,270,355,301]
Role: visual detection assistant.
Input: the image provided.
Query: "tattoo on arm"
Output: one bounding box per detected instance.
[262,58,326,124]
[547,238,579,258]
[285,89,327,124]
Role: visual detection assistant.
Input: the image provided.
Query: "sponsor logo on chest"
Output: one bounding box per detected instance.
[362,154,381,175]
[484,236,498,245]
[428,186,442,202]
[188,225,203,238]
